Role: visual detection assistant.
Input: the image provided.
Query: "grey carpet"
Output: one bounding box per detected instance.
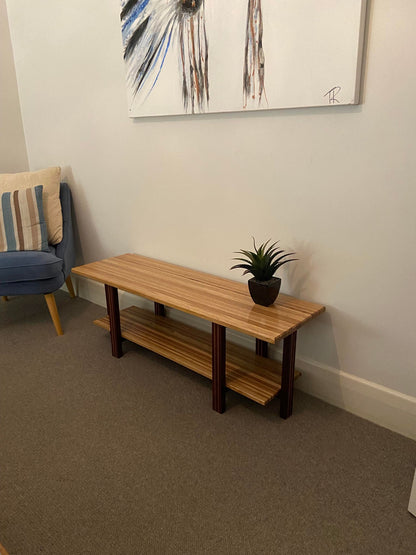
[1,291,415,555]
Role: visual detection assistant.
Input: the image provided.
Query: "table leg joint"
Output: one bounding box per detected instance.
[212,323,226,413]
[256,339,269,357]
[154,302,166,316]
[280,331,297,419]
[105,284,123,358]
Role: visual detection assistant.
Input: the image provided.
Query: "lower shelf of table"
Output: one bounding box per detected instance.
[94,306,301,406]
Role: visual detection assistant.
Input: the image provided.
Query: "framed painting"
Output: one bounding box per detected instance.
[120,0,368,117]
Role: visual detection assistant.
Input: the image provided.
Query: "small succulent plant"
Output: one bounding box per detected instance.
[231,238,297,282]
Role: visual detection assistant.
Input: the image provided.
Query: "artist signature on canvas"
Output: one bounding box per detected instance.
[325,86,342,104]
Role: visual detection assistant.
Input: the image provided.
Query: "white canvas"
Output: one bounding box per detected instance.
[120,0,367,118]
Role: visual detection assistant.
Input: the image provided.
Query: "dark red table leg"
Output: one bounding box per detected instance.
[212,323,226,413]
[105,284,122,358]
[280,331,297,419]
[154,302,165,316]
[256,339,268,357]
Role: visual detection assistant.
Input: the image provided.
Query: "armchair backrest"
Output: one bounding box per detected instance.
[55,183,75,279]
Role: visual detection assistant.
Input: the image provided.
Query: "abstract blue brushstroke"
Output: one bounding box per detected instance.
[121,0,150,40]
[120,0,209,114]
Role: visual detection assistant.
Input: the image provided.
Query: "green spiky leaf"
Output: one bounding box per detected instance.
[230,238,298,281]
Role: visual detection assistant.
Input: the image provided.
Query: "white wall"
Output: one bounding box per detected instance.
[0,0,28,172]
[6,1,416,437]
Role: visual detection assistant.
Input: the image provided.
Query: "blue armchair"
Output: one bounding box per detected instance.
[0,182,76,335]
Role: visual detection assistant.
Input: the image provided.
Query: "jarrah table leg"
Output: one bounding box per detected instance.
[256,339,269,358]
[105,284,123,358]
[212,323,226,413]
[280,331,297,419]
[154,302,166,316]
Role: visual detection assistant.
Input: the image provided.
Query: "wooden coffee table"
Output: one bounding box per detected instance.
[73,254,325,418]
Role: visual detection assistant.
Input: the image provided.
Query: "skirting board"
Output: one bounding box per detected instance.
[409,468,416,517]
[74,278,416,441]
[294,355,416,441]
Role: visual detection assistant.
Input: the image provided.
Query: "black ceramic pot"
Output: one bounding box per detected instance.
[248,277,281,307]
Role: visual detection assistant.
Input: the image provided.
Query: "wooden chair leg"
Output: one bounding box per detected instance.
[44,293,63,336]
[2,296,8,301]
[65,275,76,298]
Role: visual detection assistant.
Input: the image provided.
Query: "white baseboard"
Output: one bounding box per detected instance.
[73,277,416,441]
[408,470,416,516]
[74,279,106,308]
[409,468,416,517]
[294,356,416,441]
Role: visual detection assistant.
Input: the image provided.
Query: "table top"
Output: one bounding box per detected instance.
[72,253,325,343]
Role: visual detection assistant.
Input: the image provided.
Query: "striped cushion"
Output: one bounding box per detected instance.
[0,167,62,244]
[0,185,48,252]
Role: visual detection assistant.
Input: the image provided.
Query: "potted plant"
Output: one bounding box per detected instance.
[231,238,297,306]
